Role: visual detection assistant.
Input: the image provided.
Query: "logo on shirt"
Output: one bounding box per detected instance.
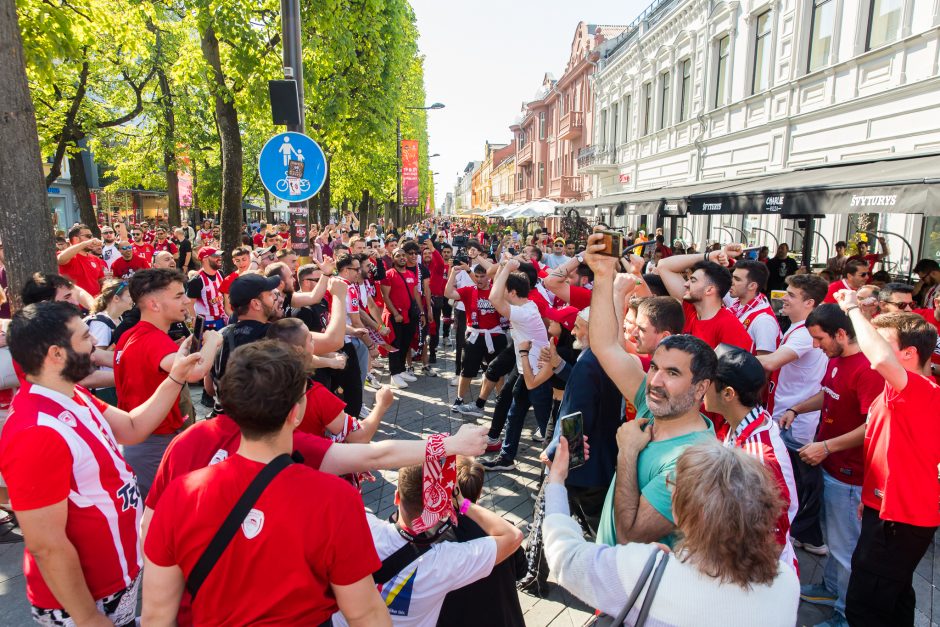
[209,449,228,466]
[116,480,141,512]
[241,508,264,539]
[56,411,77,428]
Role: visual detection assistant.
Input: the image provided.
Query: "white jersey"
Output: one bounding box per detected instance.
[771,321,828,444]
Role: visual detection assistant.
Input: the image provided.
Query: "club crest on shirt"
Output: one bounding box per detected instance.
[241,508,264,539]
[209,449,228,466]
[57,411,77,428]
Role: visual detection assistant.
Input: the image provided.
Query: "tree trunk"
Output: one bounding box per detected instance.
[359,189,369,228]
[318,157,331,226]
[200,23,242,274]
[68,150,99,236]
[263,187,273,225]
[157,67,180,228]
[0,0,58,310]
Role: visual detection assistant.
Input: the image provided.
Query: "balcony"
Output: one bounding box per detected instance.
[576,146,618,174]
[550,176,584,199]
[514,188,533,202]
[558,111,584,140]
[516,142,533,166]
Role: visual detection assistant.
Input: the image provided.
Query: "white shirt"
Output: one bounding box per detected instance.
[772,322,828,444]
[452,270,474,312]
[100,243,119,269]
[509,300,550,374]
[723,295,781,353]
[332,514,497,627]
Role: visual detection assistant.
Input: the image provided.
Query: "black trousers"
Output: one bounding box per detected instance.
[390,316,417,375]
[314,342,362,418]
[845,506,936,627]
[430,295,450,354]
[453,309,467,375]
[786,444,824,546]
[488,369,519,440]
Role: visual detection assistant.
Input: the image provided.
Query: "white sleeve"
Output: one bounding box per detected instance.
[785,327,814,358]
[87,320,112,348]
[435,536,498,591]
[749,316,780,353]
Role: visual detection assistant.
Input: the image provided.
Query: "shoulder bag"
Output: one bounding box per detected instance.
[586,547,669,627]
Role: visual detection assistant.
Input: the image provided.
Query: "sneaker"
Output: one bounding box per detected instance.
[481,454,515,471]
[429,351,437,364]
[813,614,849,627]
[401,371,417,383]
[799,583,837,607]
[456,403,483,418]
[485,437,503,453]
[420,365,438,377]
[390,374,409,389]
[443,338,452,348]
[359,405,372,419]
[531,430,545,443]
[792,538,829,556]
[364,373,380,388]
[451,400,463,413]
[449,377,458,387]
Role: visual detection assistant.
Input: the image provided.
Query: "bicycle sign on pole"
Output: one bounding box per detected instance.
[258,131,327,203]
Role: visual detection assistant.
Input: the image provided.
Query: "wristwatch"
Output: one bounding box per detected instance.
[576,253,585,264]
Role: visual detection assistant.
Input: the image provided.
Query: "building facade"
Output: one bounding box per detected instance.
[454,161,479,214]
[584,0,940,265]
[491,144,516,205]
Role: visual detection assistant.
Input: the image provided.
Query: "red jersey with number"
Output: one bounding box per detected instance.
[681,301,753,350]
[862,372,940,526]
[114,321,184,434]
[0,383,141,608]
[132,242,155,262]
[58,252,105,296]
[111,254,151,280]
[456,286,501,330]
[145,455,379,626]
[817,352,885,485]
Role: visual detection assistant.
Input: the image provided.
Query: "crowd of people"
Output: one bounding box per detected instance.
[0,212,935,627]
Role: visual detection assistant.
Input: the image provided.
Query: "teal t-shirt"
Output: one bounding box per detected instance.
[595,377,714,547]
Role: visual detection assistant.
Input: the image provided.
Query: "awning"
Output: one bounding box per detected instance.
[688,153,940,216]
[563,178,770,217]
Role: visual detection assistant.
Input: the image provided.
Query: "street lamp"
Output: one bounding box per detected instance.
[397,103,445,226]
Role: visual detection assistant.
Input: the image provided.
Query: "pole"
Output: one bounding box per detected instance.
[280,0,309,260]
[396,116,402,229]
[802,218,816,269]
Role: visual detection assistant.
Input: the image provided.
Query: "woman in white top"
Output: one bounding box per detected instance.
[543,438,799,627]
[85,278,133,404]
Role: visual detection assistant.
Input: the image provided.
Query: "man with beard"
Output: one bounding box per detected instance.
[724,259,781,355]
[380,249,421,389]
[56,224,106,297]
[115,269,222,498]
[130,226,155,263]
[186,248,226,331]
[99,226,119,270]
[151,227,178,262]
[583,232,716,546]
[0,302,204,627]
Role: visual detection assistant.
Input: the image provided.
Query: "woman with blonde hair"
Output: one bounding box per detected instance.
[544,439,799,626]
[84,278,133,404]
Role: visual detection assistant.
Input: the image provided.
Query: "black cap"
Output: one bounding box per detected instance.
[229,274,281,308]
[714,343,766,396]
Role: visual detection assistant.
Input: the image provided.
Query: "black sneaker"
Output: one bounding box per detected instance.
[481,454,515,471]
[429,351,437,364]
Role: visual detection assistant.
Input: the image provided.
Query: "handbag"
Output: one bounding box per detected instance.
[585,547,669,627]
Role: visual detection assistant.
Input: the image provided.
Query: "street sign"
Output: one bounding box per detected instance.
[258,132,327,202]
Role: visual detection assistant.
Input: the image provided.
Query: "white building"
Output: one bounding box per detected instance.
[577,0,940,271]
[454,161,480,214]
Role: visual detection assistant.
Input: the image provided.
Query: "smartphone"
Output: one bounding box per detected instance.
[560,412,586,469]
[742,246,761,260]
[597,230,624,258]
[191,314,206,353]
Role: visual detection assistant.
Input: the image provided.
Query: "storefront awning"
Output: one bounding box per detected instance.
[564,177,771,216]
[687,153,940,216]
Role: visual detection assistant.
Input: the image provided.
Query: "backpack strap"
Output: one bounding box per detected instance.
[372,542,433,586]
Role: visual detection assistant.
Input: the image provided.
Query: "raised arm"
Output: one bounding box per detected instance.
[444,264,466,301]
[310,278,348,354]
[488,259,515,318]
[656,244,742,301]
[837,289,908,390]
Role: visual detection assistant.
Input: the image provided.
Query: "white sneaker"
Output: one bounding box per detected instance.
[390,374,409,389]
[449,377,458,387]
[420,365,438,377]
[456,403,484,418]
[401,371,417,382]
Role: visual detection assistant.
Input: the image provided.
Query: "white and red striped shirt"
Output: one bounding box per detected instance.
[188,270,225,320]
[0,383,141,608]
[723,406,798,571]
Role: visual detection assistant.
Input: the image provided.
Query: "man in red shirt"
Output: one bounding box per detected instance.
[792,304,885,624]
[380,249,421,388]
[142,340,390,627]
[823,259,869,303]
[836,293,940,626]
[115,269,222,498]
[220,246,252,316]
[186,247,226,330]
[0,301,203,625]
[847,238,888,274]
[151,226,179,262]
[878,282,940,383]
[56,224,106,296]
[724,259,780,355]
[130,226,155,263]
[657,245,753,351]
[424,239,451,364]
[111,241,151,279]
[542,253,594,311]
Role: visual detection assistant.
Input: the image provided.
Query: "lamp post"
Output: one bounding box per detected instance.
[396,102,444,227]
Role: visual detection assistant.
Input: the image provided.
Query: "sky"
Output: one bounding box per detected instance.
[410,0,648,208]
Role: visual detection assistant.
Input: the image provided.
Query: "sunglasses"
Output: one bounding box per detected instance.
[886,301,914,310]
[119,246,133,251]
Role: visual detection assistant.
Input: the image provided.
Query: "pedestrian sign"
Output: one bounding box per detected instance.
[258,132,327,202]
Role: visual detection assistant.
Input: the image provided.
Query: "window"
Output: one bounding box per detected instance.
[642,82,653,135]
[611,103,619,148]
[867,0,902,49]
[679,59,692,121]
[807,0,835,72]
[517,172,524,189]
[714,35,730,108]
[752,11,772,93]
[539,112,546,139]
[518,131,526,149]
[659,71,671,130]
[623,95,632,141]
[538,163,545,187]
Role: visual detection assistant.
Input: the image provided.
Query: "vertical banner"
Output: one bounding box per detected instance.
[401,139,419,206]
[425,195,432,215]
[289,202,310,257]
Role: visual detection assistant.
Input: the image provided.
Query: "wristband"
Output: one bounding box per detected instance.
[459,498,472,515]
[785,407,797,415]
[845,305,860,313]
[168,375,185,386]
[518,351,529,356]
[822,440,831,455]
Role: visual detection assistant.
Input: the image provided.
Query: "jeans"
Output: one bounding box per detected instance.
[488,370,519,440]
[781,429,824,545]
[351,337,369,385]
[821,472,862,618]
[500,377,553,461]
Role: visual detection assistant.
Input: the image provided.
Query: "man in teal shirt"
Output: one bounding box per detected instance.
[583,234,717,546]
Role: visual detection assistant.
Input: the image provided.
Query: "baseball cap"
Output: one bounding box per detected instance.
[254,245,277,257]
[713,344,766,397]
[228,274,282,308]
[197,247,222,260]
[543,305,579,332]
[553,237,565,245]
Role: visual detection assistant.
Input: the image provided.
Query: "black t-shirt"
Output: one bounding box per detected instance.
[176,238,194,270]
[766,256,798,292]
[211,320,270,406]
[291,302,330,333]
[436,513,526,627]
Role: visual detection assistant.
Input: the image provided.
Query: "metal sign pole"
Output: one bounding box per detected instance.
[281,0,310,262]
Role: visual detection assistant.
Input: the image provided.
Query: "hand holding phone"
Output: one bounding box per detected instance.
[560,412,586,470]
[597,230,624,258]
[190,315,206,354]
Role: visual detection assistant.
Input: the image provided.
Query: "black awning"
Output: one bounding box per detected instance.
[687,153,940,216]
[570,178,770,216]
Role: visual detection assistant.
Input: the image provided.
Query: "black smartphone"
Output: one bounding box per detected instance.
[560,412,586,469]
[191,314,205,353]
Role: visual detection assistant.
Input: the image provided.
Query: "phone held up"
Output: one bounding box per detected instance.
[190,314,206,354]
[597,230,624,258]
[560,412,586,470]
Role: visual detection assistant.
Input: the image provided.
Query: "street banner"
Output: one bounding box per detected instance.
[402,139,419,206]
[290,203,310,257]
[425,195,432,215]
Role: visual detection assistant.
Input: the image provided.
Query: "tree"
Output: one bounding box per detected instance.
[0,0,57,310]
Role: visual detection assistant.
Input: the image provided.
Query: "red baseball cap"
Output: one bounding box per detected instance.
[543,305,579,332]
[197,247,222,260]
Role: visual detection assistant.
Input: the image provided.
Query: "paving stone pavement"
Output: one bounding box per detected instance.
[0,339,935,625]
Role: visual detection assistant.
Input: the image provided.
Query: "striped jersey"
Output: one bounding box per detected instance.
[188,270,225,320]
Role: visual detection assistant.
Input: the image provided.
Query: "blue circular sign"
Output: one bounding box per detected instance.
[258,132,327,202]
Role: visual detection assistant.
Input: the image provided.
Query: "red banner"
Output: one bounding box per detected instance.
[401,139,419,206]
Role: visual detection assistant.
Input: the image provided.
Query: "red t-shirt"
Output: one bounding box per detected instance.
[427,248,448,297]
[0,383,141,608]
[862,372,940,526]
[817,351,884,485]
[381,268,415,323]
[145,455,379,626]
[277,231,291,240]
[219,271,239,295]
[133,242,155,262]
[823,279,851,304]
[298,381,348,437]
[456,286,501,330]
[252,233,265,248]
[914,308,940,384]
[114,321,184,434]
[681,301,753,350]
[111,254,151,280]
[153,239,178,255]
[568,284,592,310]
[58,252,105,296]
[528,288,551,317]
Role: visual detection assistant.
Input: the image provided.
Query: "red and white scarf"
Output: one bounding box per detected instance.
[728,292,772,323]
[411,434,457,533]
